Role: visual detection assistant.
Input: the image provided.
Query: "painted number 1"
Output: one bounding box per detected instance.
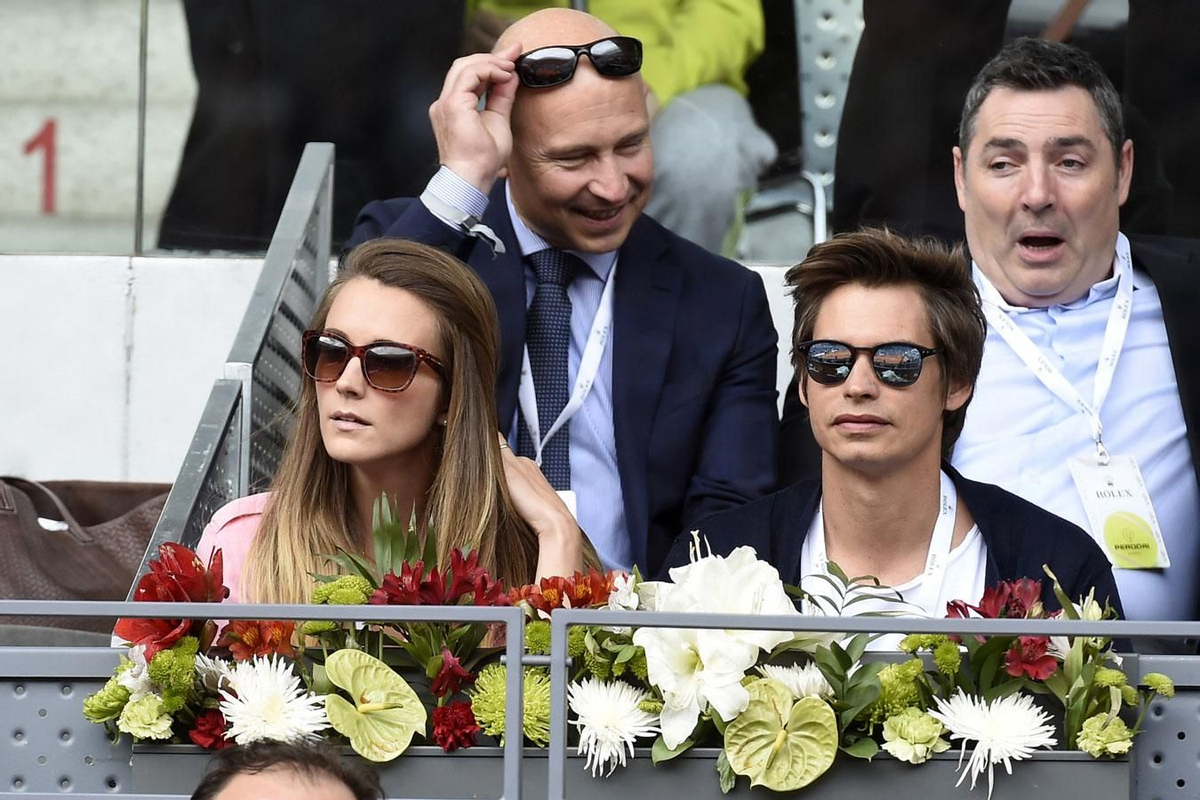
[23,118,57,215]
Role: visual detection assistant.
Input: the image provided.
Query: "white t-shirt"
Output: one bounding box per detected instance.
[798,516,987,651]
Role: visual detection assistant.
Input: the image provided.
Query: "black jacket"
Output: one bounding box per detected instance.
[659,464,1124,618]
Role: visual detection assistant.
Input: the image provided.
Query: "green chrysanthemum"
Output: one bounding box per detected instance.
[898,634,947,654]
[148,637,199,713]
[567,626,588,659]
[117,694,174,740]
[881,707,949,764]
[1142,673,1175,698]
[468,664,552,747]
[864,659,926,726]
[83,676,131,724]
[932,640,961,676]
[301,620,340,636]
[1120,685,1139,706]
[637,697,664,715]
[312,575,373,605]
[583,648,613,681]
[525,621,551,656]
[1094,667,1127,688]
[1077,714,1133,758]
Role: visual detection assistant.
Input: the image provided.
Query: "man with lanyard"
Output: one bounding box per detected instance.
[348,8,778,576]
[948,38,1200,633]
[659,229,1121,628]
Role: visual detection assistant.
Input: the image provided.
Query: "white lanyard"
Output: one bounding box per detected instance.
[811,471,958,617]
[517,262,616,467]
[973,233,1134,461]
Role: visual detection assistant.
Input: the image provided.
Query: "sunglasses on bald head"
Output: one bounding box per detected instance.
[514,36,643,88]
[302,330,447,392]
[796,340,941,388]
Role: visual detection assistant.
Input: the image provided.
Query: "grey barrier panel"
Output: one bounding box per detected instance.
[225,141,334,496]
[546,609,1200,800]
[795,0,863,199]
[0,600,525,800]
[1133,655,1200,799]
[127,379,243,597]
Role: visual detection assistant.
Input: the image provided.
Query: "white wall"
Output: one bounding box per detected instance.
[0,254,260,481]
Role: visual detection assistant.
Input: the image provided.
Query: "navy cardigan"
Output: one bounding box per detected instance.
[657,465,1123,617]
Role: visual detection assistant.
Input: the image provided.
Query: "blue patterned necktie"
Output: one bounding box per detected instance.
[517,249,578,490]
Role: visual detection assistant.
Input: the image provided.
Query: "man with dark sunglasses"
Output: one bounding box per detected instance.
[349,8,778,579]
[660,229,1121,622]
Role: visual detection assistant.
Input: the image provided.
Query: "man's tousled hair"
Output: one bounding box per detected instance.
[959,36,1124,164]
[191,741,383,800]
[786,228,986,455]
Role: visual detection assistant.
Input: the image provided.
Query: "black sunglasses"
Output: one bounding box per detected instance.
[796,340,941,388]
[515,36,643,88]
[302,330,447,392]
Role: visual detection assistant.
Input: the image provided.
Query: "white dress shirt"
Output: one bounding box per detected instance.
[953,236,1200,620]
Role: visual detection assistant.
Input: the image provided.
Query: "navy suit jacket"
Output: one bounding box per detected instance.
[658,464,1123,616]
[349,185,779,577]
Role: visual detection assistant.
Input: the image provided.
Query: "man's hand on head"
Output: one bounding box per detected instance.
[428,42,522,195]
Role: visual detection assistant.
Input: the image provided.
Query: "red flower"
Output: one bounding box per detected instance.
[188,709,231,750]
[431,646,475,698]
[1007,578,1044,618]
[114,544,229,661]
[370,551,511,608]
[1005,635,1058,680]
[371,561,425,606]
[217,620,297,661]
[509,569,618,615]
[972,582,1011,618]
[431,701,481,752]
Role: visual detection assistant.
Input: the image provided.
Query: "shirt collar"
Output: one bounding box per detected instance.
[971,230,1149,313]
[504,181,616,281]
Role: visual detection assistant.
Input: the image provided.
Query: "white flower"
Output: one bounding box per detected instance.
[195,653,235,694]
[568,678,659,777]
[757,664,832,699]
[117,645,155,701]
[219,656,328,745]
[929,691,1058,800]
[632,545,800,748]
[607,572,640,612]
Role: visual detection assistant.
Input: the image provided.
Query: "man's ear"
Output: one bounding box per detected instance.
[952,146,968,213]
[1117,139,1133,205]
[944,376,973,413]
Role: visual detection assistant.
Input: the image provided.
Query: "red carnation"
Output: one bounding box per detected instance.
[217,620,297,661]
[188,709,231,750]
[1005,635,1058,680]
[431,646,475,698]
[431,701,481,752]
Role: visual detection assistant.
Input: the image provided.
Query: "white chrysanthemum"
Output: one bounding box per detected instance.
[568,678,660,777]
[117,645,155,701]
[219,656,328,745]
[195,653,235,694]
[929,691,1057,800]
[757,663,833,699]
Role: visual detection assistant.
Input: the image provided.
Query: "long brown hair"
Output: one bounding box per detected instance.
[244,239,545,602]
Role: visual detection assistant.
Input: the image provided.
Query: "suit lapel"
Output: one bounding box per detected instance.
[612,217,681,567]
[477,182,527,426]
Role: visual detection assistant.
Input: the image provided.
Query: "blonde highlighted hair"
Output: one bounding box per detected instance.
[243,239,548,602]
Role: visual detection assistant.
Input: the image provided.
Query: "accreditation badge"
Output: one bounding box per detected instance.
[1068,454,1169,569]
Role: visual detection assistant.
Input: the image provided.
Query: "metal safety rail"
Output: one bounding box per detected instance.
[0,600,525,799]
[126,143,334,595]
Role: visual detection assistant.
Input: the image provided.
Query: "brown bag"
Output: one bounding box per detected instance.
[0,477,168,633]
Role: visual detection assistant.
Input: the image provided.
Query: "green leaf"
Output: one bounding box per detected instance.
[715,750,737,794]
[324,648,427,762]
[724,681,838,792]
[840,736,879,760]
[651,735,694,764]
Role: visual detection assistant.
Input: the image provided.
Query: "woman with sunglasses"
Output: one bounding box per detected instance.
[658,229,1122,625]
[197,238,592,603]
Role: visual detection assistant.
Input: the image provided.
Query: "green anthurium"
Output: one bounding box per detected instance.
[324,648,427,762]
[724,678,838,792]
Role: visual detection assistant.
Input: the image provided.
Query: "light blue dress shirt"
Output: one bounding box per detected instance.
[423,167,631,571]
[953,244,1200,621]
